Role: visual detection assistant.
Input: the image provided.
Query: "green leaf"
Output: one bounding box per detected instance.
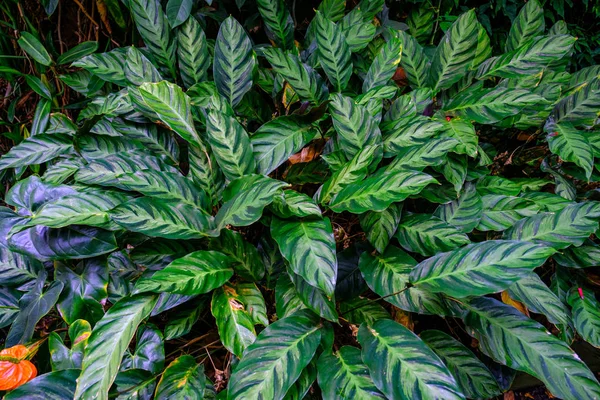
[463,296,600,400]
[330,170,437,214]
[128,0,177,78]
[209,229,265,281]
[71,49,127,86]
[339,297,390,325]
[136,81,200,144]
[227,310,322,400]
[407,6,434,43]
[420,330,502,399]
[476,176,521,196]
[317,346,385,399]
[383,115,444,155]
[444,86,548,124]
[214,17,256,107]
[395,30,429,89]
[271,217,337,297]
[263,48,328,104]
[18,32,52,66]
[74,294,158,400]
[166,0,192,28]
[505,0,544,52]
[554,240,600,268]
[135,250,233,295]
[318,0,345,22]
[358,319,465,400]
[270,190,322,219]
[49,320,91,370]
[156,355,206,399]
[386,137,458,170]
[57,41,98,65]
[177,16,210,88]
[477,195,540,232]
[276,274,307,318]
[395,213,471,257]
[212,284,257,357]
[434,183,482,233]
[568,287,600,347]
[4,369,79,400]
[363,37,402,93]
[552,78,600,127]
[0,134,73,171]
[110,197,217,240]
[6,274,63,346]
[547,122,594,180]
[235,282,269,326]
[251,116,319,175]
[508,273,570,326]
[427,10,478,91]
[359,246,448,315]
[314,12,352,91]
[476,35,575,80]
[330,94,381,160]
[288,269,338,322]
[111,119,179,163]
[340,10,376,52]
[122,324,165,374]
[359,203,403,253]
[216,176,287,229]
[164,299,206,340]
[503,202,600,249]
[410,240,556,298]
[441,118,478,157]
[206,110,256,181]
[257,0,294,50]
[124,46,162,86]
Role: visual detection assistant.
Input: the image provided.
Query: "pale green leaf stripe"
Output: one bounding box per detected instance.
[206,110,256,181]
[363,37,402,93]
[251,116,319,175]
[508,273,570,326]
[0,134,73,171]
[463,296,600,400]
[420,330,501,399]
[271,217,337,297]
[214,16,255,107]
[74,294,158,400]
[315,11,352,92]
[317,346,385,399]
[427,10,478,91]
[227,310,322,400]
[137,81,199,144]
[358,319,465,400]
[177,16,210,88]
[410,240,556,298]
[329,171,437,214]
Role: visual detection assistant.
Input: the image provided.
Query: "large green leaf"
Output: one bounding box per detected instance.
[211,285,257,358]
[568,287,600,347]
[216,175,287,229]
[135,251,233,295]
[395,30,429,89]
[257,0,294,50]
[4,369,79,400]
[505,0,544,52]
[136,81,200,144]
[363,37,402,93]
[263,48,328,104]
[227,309,322,400]
[410,240,556,298]
[462,296,600,400]
[508,273,570,326]
[276,274,308,319]
[0,134,73,171]
[270,190,322,219]
[329,170,437,213]
[420,330,502,399]
[317,346,385,399]
[155,355,206,399]
[112,119,178,163]
[124,46,162,86]
[71,49,127,86]
[110,197,217,239]
[128,0,176,78]
[359,203,402,253]
[339,9,376,52]
[74,294,158,400]
[18,32,52,66]
[503,202,600,249]
[166,0,192,28]
[395,213,471,257]
[206,110,256,181]
[252,116,319,175]
[271,217,337,297]
[359,246,448,315]
[547,122,594,180]
[477,195,540,232]
[177,16,210,88]
[358,319,465,400]
[314,11,352,91]
[209,229,265,281]
[288,269,338,322]
[427,10,478,91]
[434,183,482,233]
[383,115,444,155]
[386,137,458,170]
[214,16,255,107]
[552,78,600,127]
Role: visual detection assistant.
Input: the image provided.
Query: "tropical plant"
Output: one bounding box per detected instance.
[1,0,600,399]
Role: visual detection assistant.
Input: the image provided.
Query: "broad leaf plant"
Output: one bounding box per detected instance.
[2,0,600,398]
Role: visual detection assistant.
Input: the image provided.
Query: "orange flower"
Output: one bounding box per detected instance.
[0,345,37,391]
